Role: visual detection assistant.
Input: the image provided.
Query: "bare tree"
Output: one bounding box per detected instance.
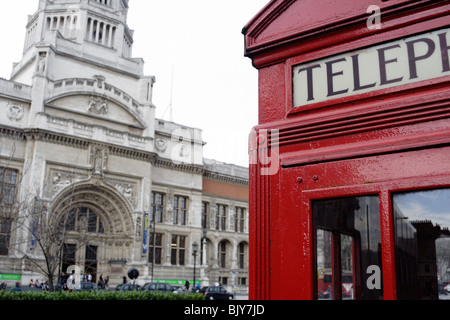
[0,143,93,291]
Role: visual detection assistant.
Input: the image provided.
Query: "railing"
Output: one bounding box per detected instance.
[51,77,141,118]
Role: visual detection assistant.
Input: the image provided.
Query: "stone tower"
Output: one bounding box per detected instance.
[11,0,155,136]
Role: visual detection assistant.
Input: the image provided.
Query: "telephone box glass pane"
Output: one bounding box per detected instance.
[393,188,450,300]
[341,234,355,300]
[313,196,383,300]
[316,228,333,299]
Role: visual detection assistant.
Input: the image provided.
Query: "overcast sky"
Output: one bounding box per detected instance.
[0,0,269,167]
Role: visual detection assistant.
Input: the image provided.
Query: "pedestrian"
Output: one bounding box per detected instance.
[60,272,66,287]
[87,273,92,283]
[0,282,7,290]
[105,275,109,289]
[185,280,190,291]
[11,282,22,292]
[62,280,69,292]
[29,279,34,287]
[98,274,105,289]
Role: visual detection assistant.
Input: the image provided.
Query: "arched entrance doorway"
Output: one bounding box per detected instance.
[61,206,104,283]
[51,180,134,284]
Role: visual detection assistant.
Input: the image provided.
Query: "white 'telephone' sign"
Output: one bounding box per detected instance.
[293,28,450,108]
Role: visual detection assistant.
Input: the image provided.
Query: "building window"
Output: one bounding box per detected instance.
[238,242,245,269]
[219,240,227,268]
[0,169,16,256]
[92,0,111,7]
[62,243,77,273]
[84,245,98,282]
[86,18,116,47]
[0,169,17,205]
[201,202,209,229]
[151,192,164,223]
[235,207,245,232]
[148,233,162,265]
[171,235,186,265]
[0,219,11,256]
[46,15,78,39]
[66,207,104,234]
[216,205,227,231]
[219,277,228,285]
[173,196,187,225]
[392,188,450,300]
[85,245,97,261]
[313,196,383,300]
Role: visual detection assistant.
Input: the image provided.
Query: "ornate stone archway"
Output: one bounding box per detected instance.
[50,178,135,277]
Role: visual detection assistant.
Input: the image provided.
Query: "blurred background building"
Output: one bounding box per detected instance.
[0,0,248,294]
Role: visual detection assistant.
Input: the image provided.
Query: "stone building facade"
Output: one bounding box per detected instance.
[0,0,248,293]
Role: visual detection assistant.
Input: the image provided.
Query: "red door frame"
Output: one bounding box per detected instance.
[304,175,450,300]
[261,147,450,300]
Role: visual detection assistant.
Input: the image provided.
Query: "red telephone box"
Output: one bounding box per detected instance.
[243,0,450,300]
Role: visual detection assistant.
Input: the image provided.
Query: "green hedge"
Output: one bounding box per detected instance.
[0,290,205,301]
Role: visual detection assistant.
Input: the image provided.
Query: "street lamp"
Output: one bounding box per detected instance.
[192,241,198,290]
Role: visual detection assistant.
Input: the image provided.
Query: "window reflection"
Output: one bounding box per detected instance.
[393,189,450,300]
[341,234,354,299]
[316,229,333,299]
[313,196,383,300]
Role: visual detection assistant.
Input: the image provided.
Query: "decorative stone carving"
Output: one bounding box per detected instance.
[178,143,190,157]
[88,96,108,115]
[94,75,106,88]
[90,145,108,176]
[7,103,24,121]
[115,183,134,206]
[46,169,89,198]
[135,216,141,242]
[103,176,138,210]
[210,198,217,229]
[37,52,47,73]
[166,188,174,223]
[229,205,236,231]
[155,138,167,152]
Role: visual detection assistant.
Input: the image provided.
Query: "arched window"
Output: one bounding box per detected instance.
[238,242,247,269]
[66,207,104,234]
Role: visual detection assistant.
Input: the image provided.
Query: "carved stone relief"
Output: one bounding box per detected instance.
[104,177,138,210]
[7,103,24,121]
[155,138,167,152]
[229,204,236,231]
[37,52,47,74]
[166,188,174,223]
[88,96,108,115]
[45,168,89,199]
[90,145,108,176]
[210,198,217,229]
[135,215,141,242]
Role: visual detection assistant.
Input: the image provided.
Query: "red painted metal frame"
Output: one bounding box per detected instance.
[244,0,450,300]
[268,149,450,300]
